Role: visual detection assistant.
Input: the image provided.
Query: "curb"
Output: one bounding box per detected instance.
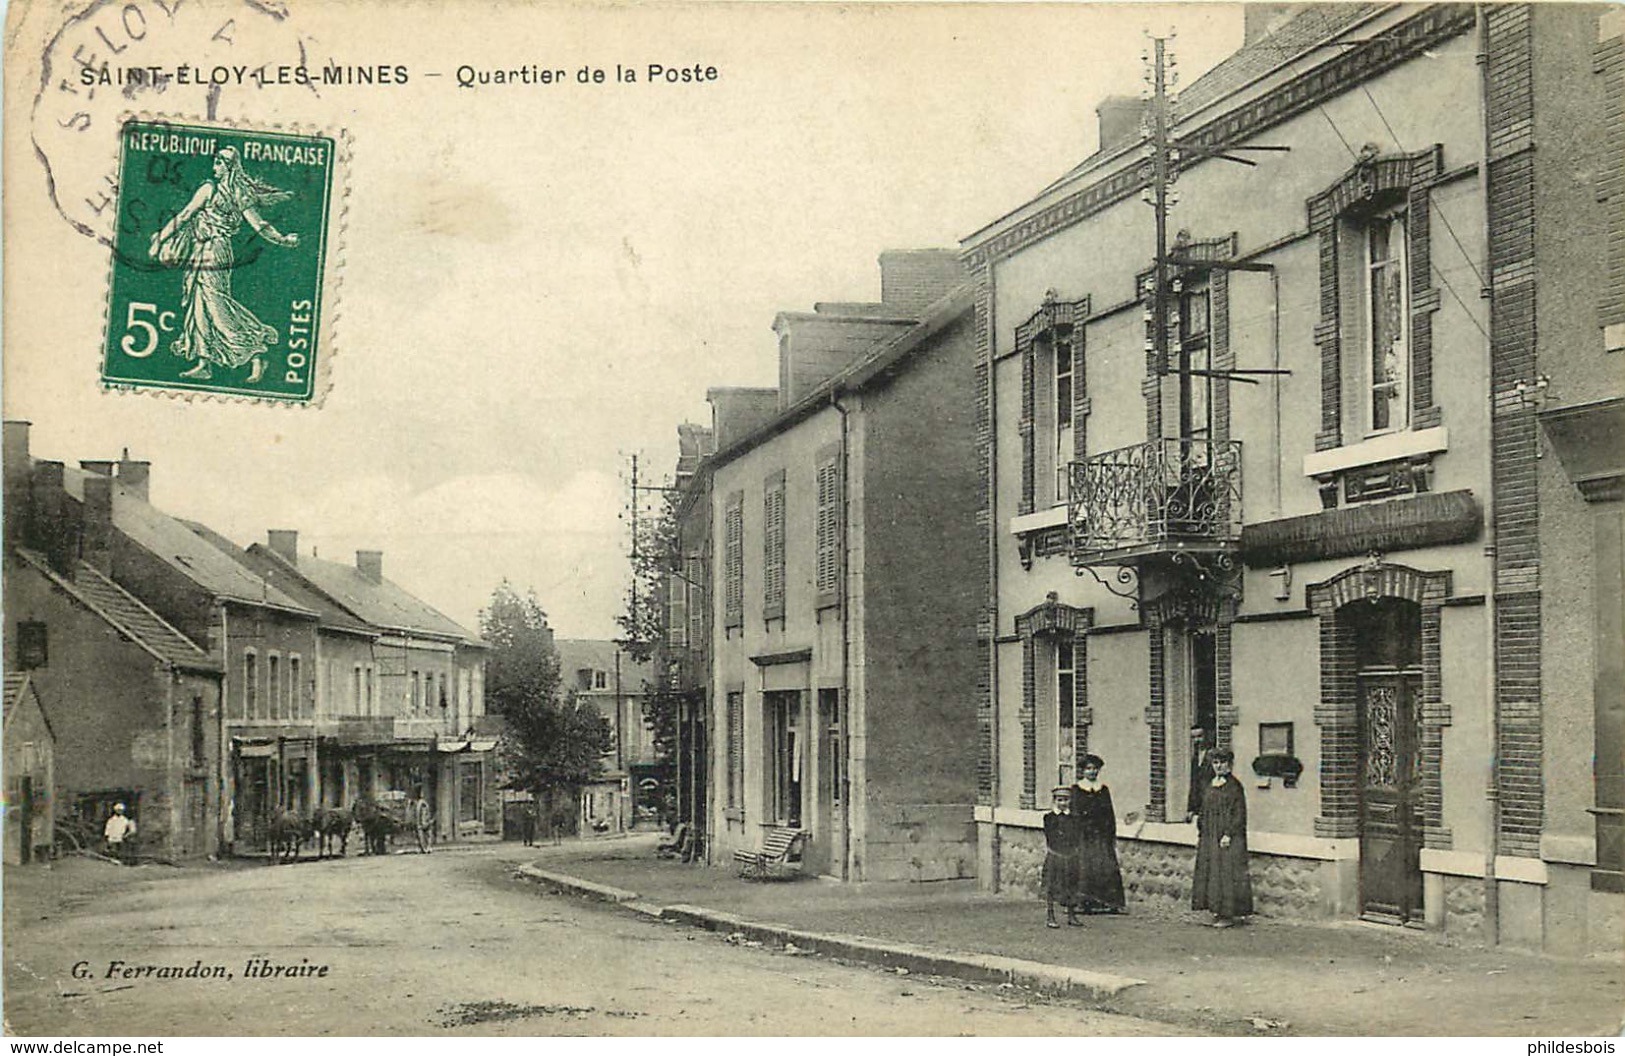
[512,864,1144,1000]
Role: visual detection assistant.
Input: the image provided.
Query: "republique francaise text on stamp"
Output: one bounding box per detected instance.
[101,118,340,404]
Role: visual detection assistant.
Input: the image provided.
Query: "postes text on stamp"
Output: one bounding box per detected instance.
[102,119,336,403]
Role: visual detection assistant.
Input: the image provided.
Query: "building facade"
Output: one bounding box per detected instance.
[555,639,655,834]
[964,3,1621,954]
[707,251,983,882]
[4,674,57,864]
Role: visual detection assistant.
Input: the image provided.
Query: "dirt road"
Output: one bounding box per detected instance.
[3,844,1188,1036]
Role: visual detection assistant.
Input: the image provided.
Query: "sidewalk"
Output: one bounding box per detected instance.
[513,835,1624,1037]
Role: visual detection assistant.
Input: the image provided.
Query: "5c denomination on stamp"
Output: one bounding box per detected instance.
[102,118,339,404]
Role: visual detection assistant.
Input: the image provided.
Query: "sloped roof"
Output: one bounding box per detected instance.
[13,550,219,673]
[1178,5,1382,118]
[4,673,29,726]
[60,466,313,616]
[282,550,482,644]
[553,640,653,691]
[218,541,379,638]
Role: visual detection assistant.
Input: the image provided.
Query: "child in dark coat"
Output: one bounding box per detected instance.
[1041,786,1083,928]
[1191,747,1254,927]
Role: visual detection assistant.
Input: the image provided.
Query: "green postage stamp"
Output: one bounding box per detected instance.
[101,119,341,404]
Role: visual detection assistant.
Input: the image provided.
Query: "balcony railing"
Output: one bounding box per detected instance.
[1068,438,1242,562]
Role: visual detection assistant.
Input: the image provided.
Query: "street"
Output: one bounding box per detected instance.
[3,844,1189,1037]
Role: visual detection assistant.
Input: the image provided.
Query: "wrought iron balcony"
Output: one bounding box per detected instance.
[1068,438,1242,564]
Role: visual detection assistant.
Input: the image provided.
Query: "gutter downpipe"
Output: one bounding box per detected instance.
[218,603,231,857]
[986,278,1002,886]
[1477,1,1501,946]
[831,390,853,880]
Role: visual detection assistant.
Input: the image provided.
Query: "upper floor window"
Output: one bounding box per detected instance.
[686,555,705,648]
[1016,295,1089,514]
[267,653,281,721]
[16,621,47,670]
[814,449,841,609]
[190,694,206,767]
[244,650,259,720]
[763,471,787,621]
[1364,210,1410,435]
[594,670,608,690]
[1178,282,1213,443]
[667,573,688,649]
[289,655,302,719]
[723,492,744,631]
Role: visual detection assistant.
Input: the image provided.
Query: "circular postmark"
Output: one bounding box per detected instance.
[30,0,315,249]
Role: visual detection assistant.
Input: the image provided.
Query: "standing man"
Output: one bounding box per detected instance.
[412,792,433,854]
[103,803,136,863]
[519,800,538,847]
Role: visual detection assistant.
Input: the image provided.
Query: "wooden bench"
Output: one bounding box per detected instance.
[656,822,690,859]
[732,826,807,880]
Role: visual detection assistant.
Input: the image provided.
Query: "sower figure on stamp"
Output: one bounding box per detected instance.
[1071,754,1126,914]
[1041,785,1083,928]
[1191,747,1254,927]
[147,146,299,384]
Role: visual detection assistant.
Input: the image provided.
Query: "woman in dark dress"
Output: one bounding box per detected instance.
[1041,785,1082,928]
[1191,747,1254,927]
[1071,754,1126,914]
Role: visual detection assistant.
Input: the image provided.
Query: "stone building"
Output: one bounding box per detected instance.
[4,674,56,864]
[962,4,1620,953]
[707,250,982,881]
[554,639,655,834]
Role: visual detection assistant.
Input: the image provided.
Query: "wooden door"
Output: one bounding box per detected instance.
[1359,672,1423,922]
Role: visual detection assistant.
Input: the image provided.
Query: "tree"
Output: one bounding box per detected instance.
[481,581,610,803]
[616,484,684,814]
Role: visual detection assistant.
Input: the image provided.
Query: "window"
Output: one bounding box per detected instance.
[244,651,259,720]
[667,573,688,648]
[439,672,449,711]
[459,764,482,824]
[577,668,593,691]
[1056,638,1078,786]
[1364,210,1409,434]
[16,622,47,670]
[726,690,744,812]
[411,671,421,715]
[365,665,375,714]
[593,670,608,690]
[686,556,704,649]
[352,665,363,714]
[766,691,802,826]
[1053,328,1075,499]
[190,694,206,767]
[268,654,281,721]
[814,450,841,609]
[1178,281,1213,443]
[289,656,302,719]
[763,471,786,621]
[723,492,744,630]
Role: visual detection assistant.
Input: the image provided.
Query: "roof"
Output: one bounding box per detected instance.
[3,672,54,738]
[227,543,380,638]
[13,549,220,673]
[60,466,314,617]
[554,640,653,689]
[708,283,976,473]
[967,4,1385,249]
[277,549,483,645]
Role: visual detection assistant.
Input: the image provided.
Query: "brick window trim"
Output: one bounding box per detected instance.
[1142,587,1237,824]
[1015,293,1090,516]
[1307,144,1447,455]
[1013,595,1094,810]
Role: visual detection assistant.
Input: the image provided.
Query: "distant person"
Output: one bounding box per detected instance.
[412,795,434,854]
[1041,785,1082,929]
[1187,728,1216,821]
[1191,748,1254,927]
[550,807,570,845]
[520,801,538,847]
[104,803,136,863]
[1070,754,1126,914]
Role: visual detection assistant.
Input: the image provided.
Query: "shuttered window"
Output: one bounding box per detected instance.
[763,471,786,621]
[686,556,704,651]
[815,447,841,609]
[726,690,745,812]
[667,572,688,648]
[723,492,744,630]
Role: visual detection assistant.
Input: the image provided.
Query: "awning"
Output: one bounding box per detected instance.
[436,738,470,753]
[236,743,277,758]
[467,738,498,752]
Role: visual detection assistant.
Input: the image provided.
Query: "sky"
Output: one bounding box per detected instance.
[3,0,1244,639]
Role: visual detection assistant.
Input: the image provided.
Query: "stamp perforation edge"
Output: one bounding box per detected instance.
[97,111,352,409]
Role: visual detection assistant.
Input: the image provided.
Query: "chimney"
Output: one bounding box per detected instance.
[267,529,299,564]
[1244,4,1302,45]
[82,473,114,575]
[1096,96,1148,154]
[31,461,74,573]
[80,459,115,477]
[878,249,966,317]
[3,421,31,548]
[356,550,383,583]
[116,448,150,502]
